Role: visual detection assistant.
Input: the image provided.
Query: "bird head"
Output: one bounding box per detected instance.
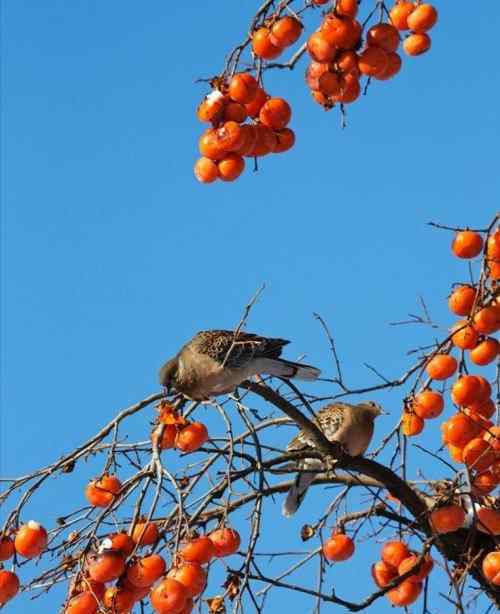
[358,401,385,419]
[158,357,178,392]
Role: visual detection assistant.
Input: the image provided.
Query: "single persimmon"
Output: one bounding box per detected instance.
[307,31,337,63]
[105,532,135,557]
[403,33,431,56]
[446,413,480,447]
[273,128,296,153]
[87,551,126,583]
[150,578,188,614]
[334,50,359,75]
[386,579,423,606]
[176,422,209,453]
[425,354,457,380]
[132,520,159,546]
[451,230,484,259]
[367,23,400,52]
[336,0,358,17]
[208,527,241,557]
[450,320,479,350]
[228,73,258,105]
[0,536,15,561]
[0,570,20,606]
[321,15,360,49]
[477,508,500,536]
[322,533,355,562]
[389,2,415,31]
[470,338,499,366]
[196,91,225,123]
[103,586,135,613]
[451,375,481,406]
[473,306,500,335]
[401,412,424,436]
[448,285,476,316]
[381,540,410,568]
[270,16,302,48]
[462,438,495,472]
[126,554,166,588]
[430,505,465,534]
[167,561,207,597]
[413,390,444,419]
[371,560,397,587]
[259,97,291,130]
[252,27,281,60]
[358,46,389,77]
[65,591,100,614]
[407,4,438,33]
[179,536,215,564]
[14,520,48,559]
[223,102,247,123]
[217,153,245,182]
[472,470,498,495]
[482,551,500,585]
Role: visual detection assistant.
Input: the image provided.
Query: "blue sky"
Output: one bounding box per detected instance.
[1,1,499,612]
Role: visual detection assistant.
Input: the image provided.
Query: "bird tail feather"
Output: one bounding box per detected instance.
[282,470,316,517]
[257,358,321,381]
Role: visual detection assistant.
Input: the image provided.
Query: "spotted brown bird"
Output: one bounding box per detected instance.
[282,401,383,517]
[159,330,321,401]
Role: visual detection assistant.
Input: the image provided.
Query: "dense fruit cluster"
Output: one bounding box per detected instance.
[371,540,433,607]
[195,72,295,183]
[306,2,437,110]
[61,526,240,614]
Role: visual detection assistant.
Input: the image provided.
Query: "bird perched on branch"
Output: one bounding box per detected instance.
[159,329,321,401]
[282,401,383,517]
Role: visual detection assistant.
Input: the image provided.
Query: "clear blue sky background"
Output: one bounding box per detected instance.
[1,1,499,612]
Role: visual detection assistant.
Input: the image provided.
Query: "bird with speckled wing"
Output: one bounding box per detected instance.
[158,329,321,401]
[282,401,383,517]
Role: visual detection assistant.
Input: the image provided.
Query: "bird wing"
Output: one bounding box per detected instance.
[286,404,350,451]
[188,330,290,369]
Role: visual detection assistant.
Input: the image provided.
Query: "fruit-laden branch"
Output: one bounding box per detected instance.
[240,380,500,608]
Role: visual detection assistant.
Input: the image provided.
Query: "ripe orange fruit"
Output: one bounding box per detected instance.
[398,553,434,582]
[466,398,496,419]
[367,23,400,52]
[403,33,431,56]
[150,578,188,614]
[217,153,245,182]
[402,412,424,436]
[413,390,444,419]
[245,87,268,117]
[198,123,243,161]
[126,554,166,588]
[336,0,358,18]
[463,437,495,472]
[85,474,122,508]
[259,97,292,130]
[318,71,341,96]
[473,306,500,335]
[477,508,500,536]
[233,125,258,156]
[103,586,135,613]
[475,375,492,402]
[273,128,296,154]
[321,15,360,49]
[106,532,135,557]
[270,16,303,48]
[407,4,438,33]
[228,73,258,105]
[381,541,410,568]
[488,260,500,279]
[152,423,180,448]
[389,2,415,31]
[87,551,126,583]
[322,533,355,562]
[0,537,15,562]
[167,561,207,597]
[451,230,484,259]
[247,125,277,157]
[487,229,500,259]
[122,577,150,602]
[0,570,19,606]
[371,560,397,587]
[429,505,465,533]
[14,521,48,559]
[179,536,215,564]
[65,591,100,614]
[176,422,209,452]
[448,285,476,316]
[482,551,500,585]
[470,338,499,366]
[132,520,159,546]
[208,527,241,557]
[425,354,457,380]
[333,73,360,103]
[472,470,498,495]
[223,102,247,123]
[376,52,402,80]
[386,579,423,606]
[450,320,479,350]
[451,375,482,406]
[252,27,281,60]
[307,31,337,63]
[334,50,360,75]
[305,61,330,90]
[446,413,480,447]
[358,46,389,77]
[196,91,225,123]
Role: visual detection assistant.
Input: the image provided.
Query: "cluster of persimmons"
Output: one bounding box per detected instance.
[397,226,500,589]
[0,403,219,612]
[194,1,438,182]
